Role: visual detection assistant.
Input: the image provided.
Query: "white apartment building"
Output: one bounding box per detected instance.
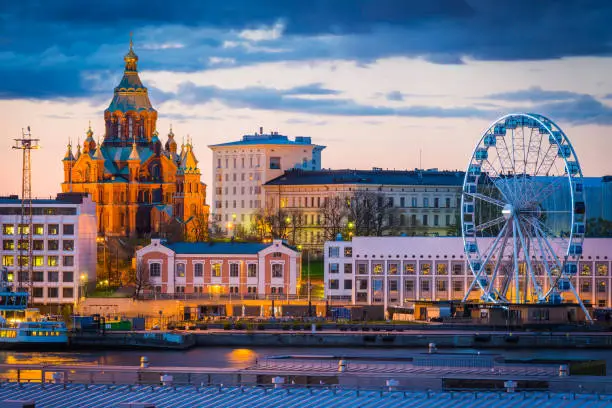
[0,193,97,305]
[324,237,612,309]
[209,128,325,235]
[264,169,464,249]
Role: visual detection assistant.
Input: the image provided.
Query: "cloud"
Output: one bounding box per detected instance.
[172,82,490,118]
[533,95,612,125]
[3,1,612,100]
[386,91,404,101]
[239,21,285,42]
[485,86,589,102]
[285,83,339,96]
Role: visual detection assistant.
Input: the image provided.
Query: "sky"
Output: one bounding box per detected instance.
[1,0,612,198]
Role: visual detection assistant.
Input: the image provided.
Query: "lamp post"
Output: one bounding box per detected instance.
[80,273,87,300]
[96,236,108,285]
[298,245,312,317]
[232,213,237,239]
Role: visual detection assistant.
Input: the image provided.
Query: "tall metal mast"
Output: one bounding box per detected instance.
[13,126,39,298]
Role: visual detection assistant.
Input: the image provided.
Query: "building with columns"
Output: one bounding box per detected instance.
[209,130,325,235]
[61,40,208,238]
[136,238,301,297]
[324,237,612,309]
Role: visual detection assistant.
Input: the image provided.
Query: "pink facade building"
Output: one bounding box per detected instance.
[136,239,301,297]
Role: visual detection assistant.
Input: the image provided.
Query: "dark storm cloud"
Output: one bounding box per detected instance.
[2,0,612,116]
[171,81,489,118]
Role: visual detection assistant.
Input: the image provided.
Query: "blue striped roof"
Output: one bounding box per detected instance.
[164,241,270,254]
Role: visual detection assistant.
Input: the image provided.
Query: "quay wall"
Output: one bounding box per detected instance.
[195,332,612,349]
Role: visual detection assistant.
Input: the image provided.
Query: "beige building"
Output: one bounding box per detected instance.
[264,169,464,250]
[209,129,325,235]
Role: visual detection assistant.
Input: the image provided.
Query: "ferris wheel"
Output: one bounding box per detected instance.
[461,113,590,320]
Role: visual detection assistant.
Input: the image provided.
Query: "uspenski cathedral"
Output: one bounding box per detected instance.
[61,40,209,238]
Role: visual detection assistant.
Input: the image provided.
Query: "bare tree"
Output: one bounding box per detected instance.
[133,261,150,300]
[348,190,394,236]
[321,195,349,241]
[286,208,306,245]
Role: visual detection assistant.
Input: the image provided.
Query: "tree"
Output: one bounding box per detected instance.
[321,195,349,241]
[189,212,209,242]
[133,261,150,299]
[286,209,306,245]
[348,190,394,236]
[586,218,612,237]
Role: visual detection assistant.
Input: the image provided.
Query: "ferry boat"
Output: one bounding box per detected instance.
[0,282,68,348]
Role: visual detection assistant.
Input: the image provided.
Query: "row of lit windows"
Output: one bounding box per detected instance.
[2,255,74,268]
[149,263,266,279]
[3,239,74,252]
[2,224,74,236]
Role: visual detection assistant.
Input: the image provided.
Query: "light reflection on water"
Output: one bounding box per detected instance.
[0,347,610,380]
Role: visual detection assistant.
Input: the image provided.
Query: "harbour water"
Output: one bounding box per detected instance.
[2,346,612,373]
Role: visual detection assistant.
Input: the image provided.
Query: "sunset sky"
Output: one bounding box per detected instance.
[1,0,612,197]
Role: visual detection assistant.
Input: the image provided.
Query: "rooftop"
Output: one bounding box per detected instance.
[0,383,609,408]
[162,240,296,255]
[209,129,324,149]
[0,192,90,205]
[265,168,465,186]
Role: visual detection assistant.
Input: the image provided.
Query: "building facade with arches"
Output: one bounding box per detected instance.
[60,41,208,238]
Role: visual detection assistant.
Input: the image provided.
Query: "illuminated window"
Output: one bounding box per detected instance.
[421,263,431,275]
[47,256,59,267]
[437,263,448,275]
[2,256,14,267]
[33,224,44,235]
[212,263,222,277]
[404,263,416,275]
[2,225,14,235]
[388,263,399,275]
[175,263,185,278]
[33,256,44,267]
[48,224,59,235]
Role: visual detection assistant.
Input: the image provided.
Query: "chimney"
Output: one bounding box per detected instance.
[259,126,263,135]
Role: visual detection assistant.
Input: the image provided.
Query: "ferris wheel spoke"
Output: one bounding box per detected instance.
[481,160,512,202]
[464,192,506,208]
[487,227,512,301]
[473,216,506,233]
[462,221,509,302]
[515,217,543,300]
[530,176,567,205]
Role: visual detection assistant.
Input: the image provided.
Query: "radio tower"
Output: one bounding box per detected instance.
[13,127,39,298]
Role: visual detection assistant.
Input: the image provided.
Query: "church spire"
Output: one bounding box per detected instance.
[124,32,139,72]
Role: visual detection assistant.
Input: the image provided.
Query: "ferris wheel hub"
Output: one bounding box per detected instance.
[502,203,514,219]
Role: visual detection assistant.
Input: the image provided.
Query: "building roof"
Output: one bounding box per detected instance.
[163,241,270,255]
[265,169,465,187]
[209,133,324,149]
[0,192,89,205]
[1,383,610,408]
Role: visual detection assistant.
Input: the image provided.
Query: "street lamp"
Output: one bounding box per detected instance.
[96,236,109,284]
[80,273,87,299]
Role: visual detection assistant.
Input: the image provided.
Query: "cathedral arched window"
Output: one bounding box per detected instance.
[151,164,160,180]
[84,164,91,181]
[190,203,197,216]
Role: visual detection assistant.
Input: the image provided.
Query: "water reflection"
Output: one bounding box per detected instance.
[226,348,258,367]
